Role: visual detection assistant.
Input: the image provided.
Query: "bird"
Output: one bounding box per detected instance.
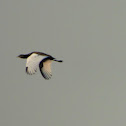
[17,51,63,80]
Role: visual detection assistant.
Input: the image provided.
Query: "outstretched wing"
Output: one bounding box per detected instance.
[26,53,47,75]
[39,59,52,80]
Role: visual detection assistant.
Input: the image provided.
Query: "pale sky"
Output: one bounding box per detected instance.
[1,0,126,126]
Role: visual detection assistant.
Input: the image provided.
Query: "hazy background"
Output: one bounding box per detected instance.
[0,0,126,126]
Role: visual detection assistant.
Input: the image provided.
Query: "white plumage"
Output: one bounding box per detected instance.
[26,53,46,75]
[18,51,63,80]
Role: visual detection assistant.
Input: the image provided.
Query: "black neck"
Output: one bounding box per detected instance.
[19,53,31,59]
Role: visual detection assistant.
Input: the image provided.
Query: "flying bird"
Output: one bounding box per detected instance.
[18,51,63,80]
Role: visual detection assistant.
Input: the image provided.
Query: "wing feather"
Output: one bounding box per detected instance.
[26,53,47,75]
[39,59,52,80]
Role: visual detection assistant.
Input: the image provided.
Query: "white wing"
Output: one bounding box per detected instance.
[26,53,47,75]
[39,59,52,80]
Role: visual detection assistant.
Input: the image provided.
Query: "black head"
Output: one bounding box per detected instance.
[17,54,31,59]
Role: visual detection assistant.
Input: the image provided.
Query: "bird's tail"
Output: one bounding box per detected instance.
[53,59,63,62]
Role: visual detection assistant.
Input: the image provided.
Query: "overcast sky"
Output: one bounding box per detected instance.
[1,0,126,126]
